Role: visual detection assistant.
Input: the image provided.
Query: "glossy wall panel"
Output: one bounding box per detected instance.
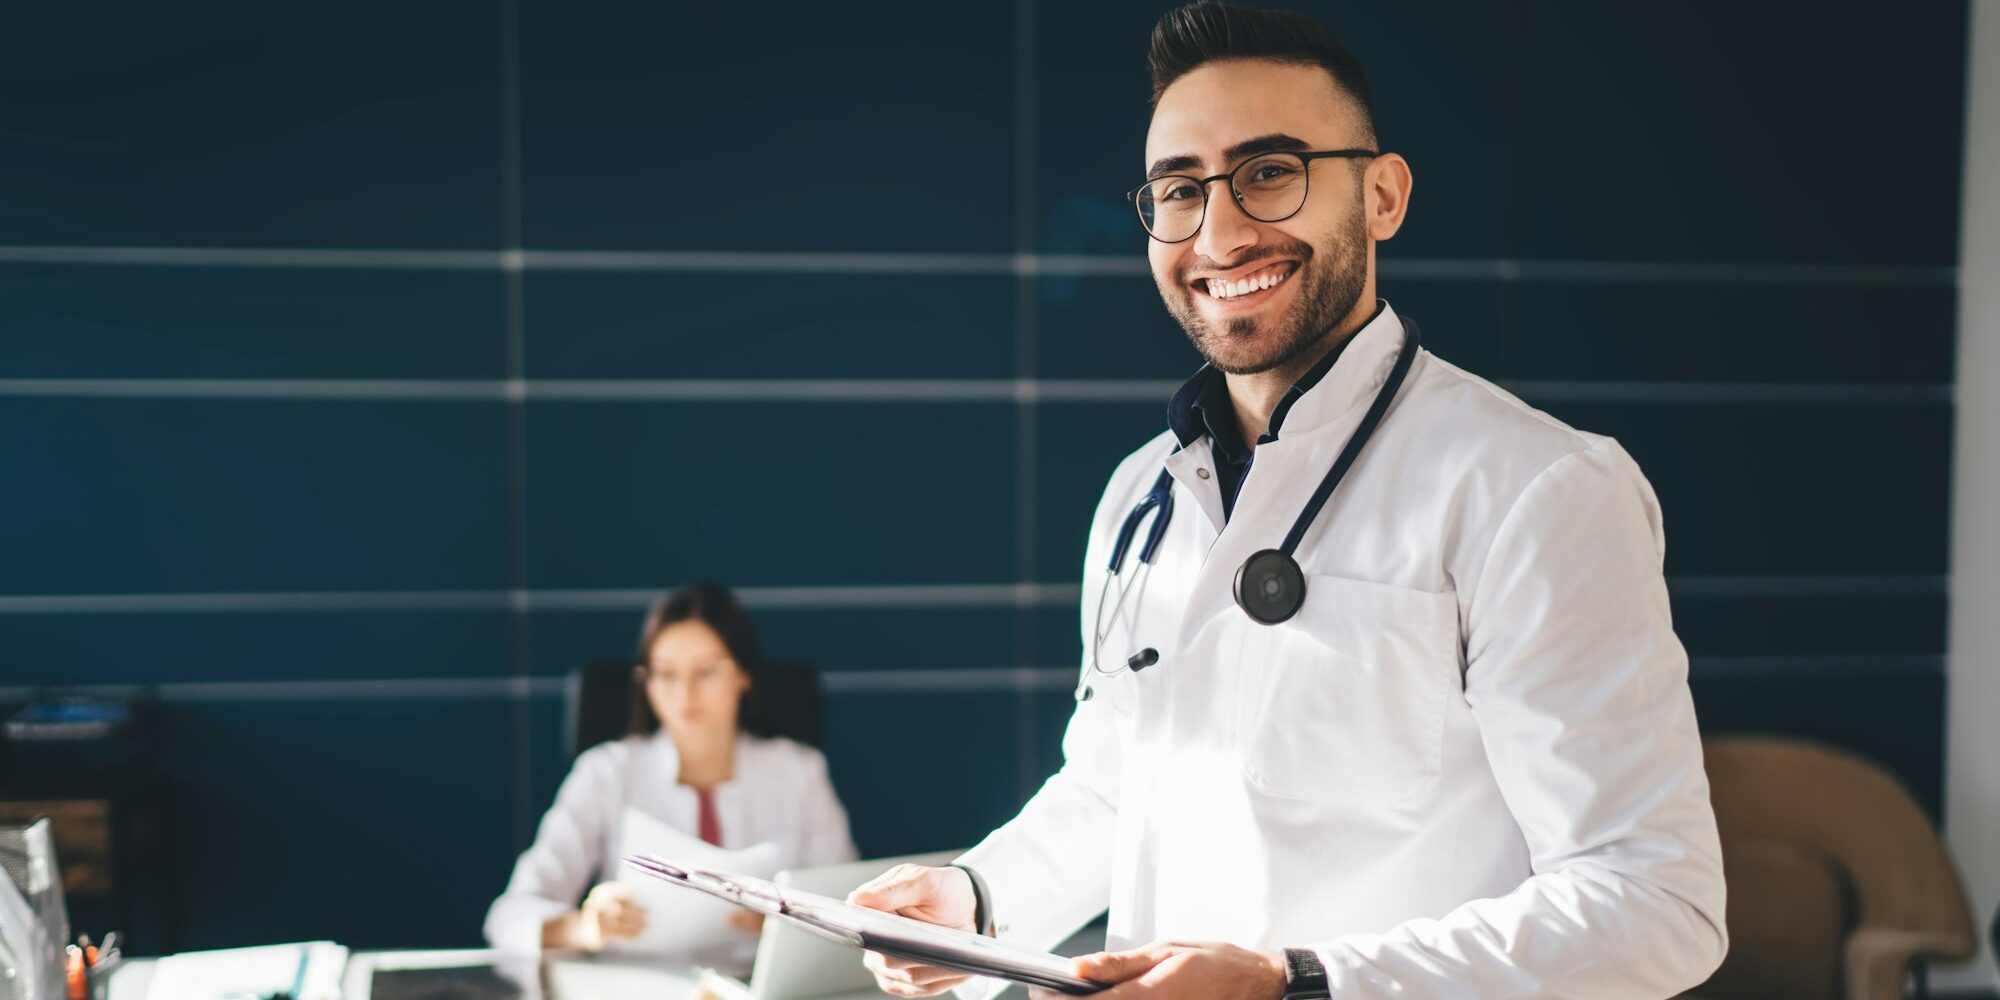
[524,273,1017,379]
[822,690,1025,857]
[1540,402,1951,576]
[1512,283,1958,384]
[524,402,1015,587]
[163,696,516,949]
[519,0,1016,252]
[0,399,508,594]
[1517,2,1967,265]
[0,3,503,248]
[1,611,512,687]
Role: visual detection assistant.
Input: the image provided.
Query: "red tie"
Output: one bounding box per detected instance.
[695,787,723,847]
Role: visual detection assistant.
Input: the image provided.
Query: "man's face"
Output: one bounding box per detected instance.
[1144,59,1373,375]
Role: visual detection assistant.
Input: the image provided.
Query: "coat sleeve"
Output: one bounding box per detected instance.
[483,745,623,953]
[1307,439,1728,998]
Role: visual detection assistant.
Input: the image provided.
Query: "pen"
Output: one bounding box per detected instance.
[65,945,87,1000]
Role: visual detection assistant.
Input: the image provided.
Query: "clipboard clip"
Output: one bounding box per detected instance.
[624,854,864,948]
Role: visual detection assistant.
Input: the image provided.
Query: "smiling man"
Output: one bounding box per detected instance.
[850,4,1728,998]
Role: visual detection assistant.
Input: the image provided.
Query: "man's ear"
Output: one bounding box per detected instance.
[1365,153,1414,242]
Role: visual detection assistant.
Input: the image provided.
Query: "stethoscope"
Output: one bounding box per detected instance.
[1079,315,1421,702]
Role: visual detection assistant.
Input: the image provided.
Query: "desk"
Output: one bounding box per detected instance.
[106,949,703,1000]
[102,921,1100,999]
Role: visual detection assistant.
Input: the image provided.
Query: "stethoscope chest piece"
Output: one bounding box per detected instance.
[1234,548,1306,624]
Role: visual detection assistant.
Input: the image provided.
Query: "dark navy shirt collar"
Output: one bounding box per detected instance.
[1166,300,1382,454]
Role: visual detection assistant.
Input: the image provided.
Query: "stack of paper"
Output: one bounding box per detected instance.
[609,806,780,976]
[143,941,348,1000]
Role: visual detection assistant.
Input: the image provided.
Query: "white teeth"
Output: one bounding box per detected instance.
[1206,267,1290,300]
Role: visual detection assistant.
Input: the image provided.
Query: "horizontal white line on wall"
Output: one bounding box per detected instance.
[0,584,1085,615]
[0,657,1936,704]
[818,667,1074,693]
[0,577,1941,615]
[0,244,1961,287]
[0,377,1952,406]
[1668,575,1949,598]
[529,583,1073,611]
[1687,654,1943,678]
[0,676,564,702]
[0,669,1074,703]
[1506,382,1955,405]
[0,378,512,400]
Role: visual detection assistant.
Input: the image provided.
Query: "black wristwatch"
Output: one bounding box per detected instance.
[1281,947,1330,999]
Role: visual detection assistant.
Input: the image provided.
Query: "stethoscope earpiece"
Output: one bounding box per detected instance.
[1127,648,1160,672]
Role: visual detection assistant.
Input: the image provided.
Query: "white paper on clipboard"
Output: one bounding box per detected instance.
[624,854,1107,995]
[608,806,780,973]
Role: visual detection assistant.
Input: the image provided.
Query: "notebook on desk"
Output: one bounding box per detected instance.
[142,941,348,1000]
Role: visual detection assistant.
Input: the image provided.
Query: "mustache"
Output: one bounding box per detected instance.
[1172,240,1316,286]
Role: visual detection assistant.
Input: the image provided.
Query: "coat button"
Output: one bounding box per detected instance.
[1196,468,1211,479]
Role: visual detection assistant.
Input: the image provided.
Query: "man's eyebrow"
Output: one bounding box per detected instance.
[1222,133,1312,163]
[1145,133,1315,180]
[1146,153,1203,180]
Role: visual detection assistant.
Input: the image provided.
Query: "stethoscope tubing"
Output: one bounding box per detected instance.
[1085,316,1422,691]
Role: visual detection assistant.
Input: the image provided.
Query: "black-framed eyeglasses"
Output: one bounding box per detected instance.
[1127,148,1378,243]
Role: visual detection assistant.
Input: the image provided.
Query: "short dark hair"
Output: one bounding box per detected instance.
[1147,1,1377,142]
[628,581,773,737]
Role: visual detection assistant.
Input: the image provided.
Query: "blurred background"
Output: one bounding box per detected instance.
[0,0,1992,991]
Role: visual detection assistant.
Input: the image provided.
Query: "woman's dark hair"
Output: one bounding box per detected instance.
[1147,1,1378,143]
[628,582,772,738]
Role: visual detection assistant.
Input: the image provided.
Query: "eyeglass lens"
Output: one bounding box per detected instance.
[1134,153,1310,242]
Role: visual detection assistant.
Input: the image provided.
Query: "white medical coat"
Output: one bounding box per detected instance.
[957,302,1728,998]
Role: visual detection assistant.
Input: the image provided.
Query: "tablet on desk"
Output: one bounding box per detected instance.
[369,964,525,1000]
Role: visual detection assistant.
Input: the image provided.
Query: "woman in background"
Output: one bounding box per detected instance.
[484,582,857,956]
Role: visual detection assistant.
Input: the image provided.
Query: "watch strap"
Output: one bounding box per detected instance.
[947,862,994,936]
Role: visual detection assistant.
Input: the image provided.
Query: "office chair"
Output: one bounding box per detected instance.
[566,658,825,761]
[1683,736,1976,1000]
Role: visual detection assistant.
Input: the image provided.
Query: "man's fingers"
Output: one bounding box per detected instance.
[847,864,937,912]
[876,980,948,999]
[1073,944,1177,984]
[862,950,968,993]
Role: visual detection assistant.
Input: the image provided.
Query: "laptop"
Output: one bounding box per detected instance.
[747,850,961,1000]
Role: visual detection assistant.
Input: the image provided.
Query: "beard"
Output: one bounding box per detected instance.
[1158,204,1369,376]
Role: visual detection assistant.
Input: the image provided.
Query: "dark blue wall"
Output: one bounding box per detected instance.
[0,0,1967,952]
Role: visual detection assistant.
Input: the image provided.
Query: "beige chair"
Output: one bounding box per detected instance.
[1686,736,1977,1000]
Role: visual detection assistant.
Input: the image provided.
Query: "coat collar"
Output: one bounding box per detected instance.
[1164,300,1404,453]
[1269,299,1405,442]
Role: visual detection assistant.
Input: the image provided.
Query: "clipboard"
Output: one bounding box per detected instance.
[624,854,1107,994]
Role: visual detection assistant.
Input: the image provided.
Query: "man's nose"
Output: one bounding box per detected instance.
[1194,181,1257,261]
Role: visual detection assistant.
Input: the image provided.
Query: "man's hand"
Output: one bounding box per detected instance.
[1030,941,1288,1000]
[846,864,981,997]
